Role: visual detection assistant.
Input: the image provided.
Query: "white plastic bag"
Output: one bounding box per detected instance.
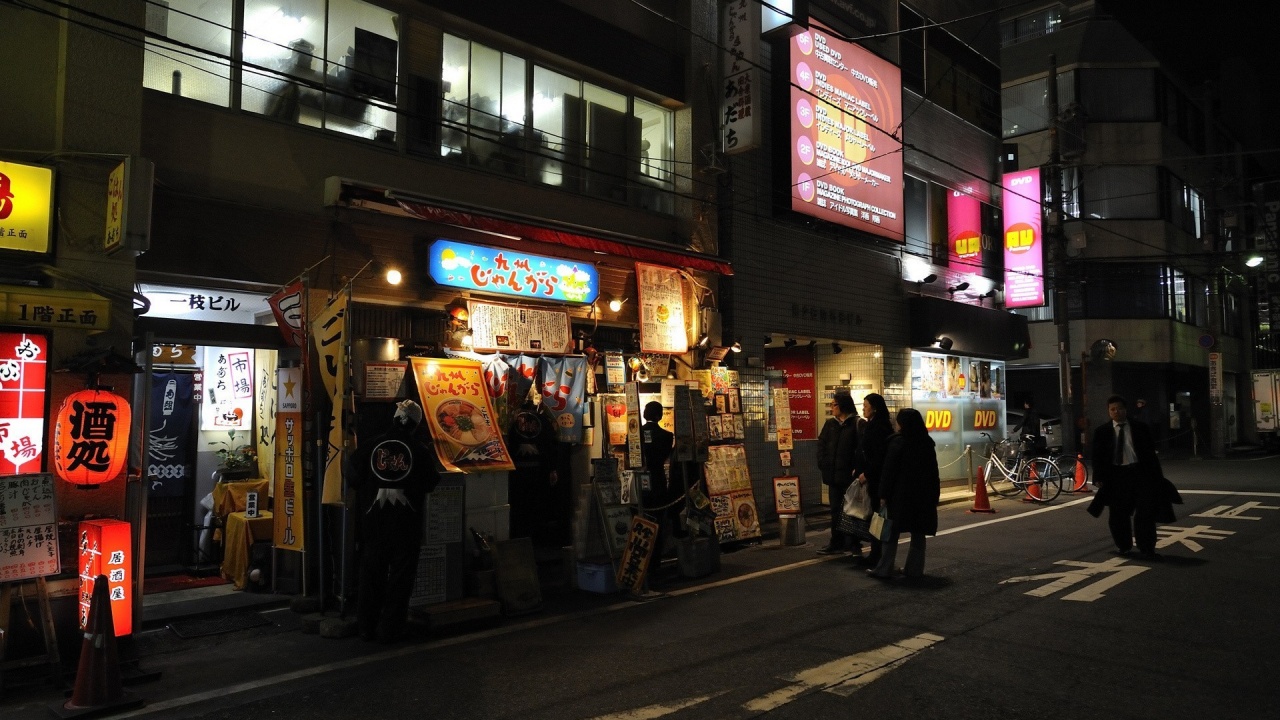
[842,481,872,520]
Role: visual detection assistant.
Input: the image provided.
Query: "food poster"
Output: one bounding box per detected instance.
[703,444,760,541]
[0,332,48,476]
[600,394,629,445]
[468,300,572,354]
[635,262,688,353]
[410,357,515,473]
[772,476,801,515]
[537,356,588,443]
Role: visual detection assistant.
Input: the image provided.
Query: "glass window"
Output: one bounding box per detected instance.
[1082,166,1158,219]
[241,0,326,122]
[323,0,400,141]
[1167,267,1187,322]
[439,36,528,174]
[143,0,235,106]
[1084,264,1166,318]
[532,65,582,188]
[1079,68,1157,121]
[1002,71,1075,138]
[999,7,1063,47]
[904,175,929,254]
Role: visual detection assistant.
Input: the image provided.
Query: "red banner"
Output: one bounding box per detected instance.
[267,281,306,348]
[764,348,817,441]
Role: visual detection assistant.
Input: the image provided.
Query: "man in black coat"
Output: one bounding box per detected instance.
[816,391,859,554]
[1089,394,1164,560]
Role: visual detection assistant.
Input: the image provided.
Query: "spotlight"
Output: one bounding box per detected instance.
[806,339,818,350]
[384,267,403,285]
[978,289,997,298]
[783,338,798,349]
[947,282,970,295]
[731,339,743,353]
[763,336,773,347]
[832,342,843,354]
[1246,255,1264,268]
[933,336,954,351]
[921,274,938,284]
[697,334,711,349]
[608,298,624,312]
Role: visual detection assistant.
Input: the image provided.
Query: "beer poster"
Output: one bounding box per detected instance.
[410,357,515,473]
[273,367,305,552]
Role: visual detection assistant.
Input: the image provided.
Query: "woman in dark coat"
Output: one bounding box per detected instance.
[852,393,894,566]
[867,407,941,580]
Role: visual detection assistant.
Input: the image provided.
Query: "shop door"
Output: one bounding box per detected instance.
[145,372,199,571]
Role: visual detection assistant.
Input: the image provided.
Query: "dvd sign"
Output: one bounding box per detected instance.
[973,409,998,429]
[924,409,953,431]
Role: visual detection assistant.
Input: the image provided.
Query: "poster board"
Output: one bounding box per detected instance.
[0,473,60,581]
[635,262,688,353]
[468,300,572,354]
[703,444,762,542]
[363,361,407,400]
[773,476,801,515]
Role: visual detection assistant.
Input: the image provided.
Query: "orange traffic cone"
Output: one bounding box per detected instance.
[1070,454,1092,494]
[968,465,996,514]
[51,575,143,718]
[1022,461,1043,502]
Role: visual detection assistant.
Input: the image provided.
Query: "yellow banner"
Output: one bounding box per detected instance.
[409,357,514,473]
[0,285,110,332]
[0,159,54,253]
[310,293,347,504]
[273,367,305,551]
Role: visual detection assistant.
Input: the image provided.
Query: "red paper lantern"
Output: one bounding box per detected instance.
[53,388,132,486]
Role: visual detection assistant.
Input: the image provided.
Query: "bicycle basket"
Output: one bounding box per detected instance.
[997,442,1020,462]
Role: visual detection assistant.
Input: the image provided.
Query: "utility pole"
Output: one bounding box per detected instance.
[1047,55,1077,455]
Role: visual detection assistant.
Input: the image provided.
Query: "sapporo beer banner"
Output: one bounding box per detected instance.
[311,293,347,505]
[536,355,587,444]
[410,357,514,473]
[273,367,305,551]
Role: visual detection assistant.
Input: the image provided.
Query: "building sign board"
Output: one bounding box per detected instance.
[427,238,598,304]
[0,159,54,254]
[1002,169,1046,308]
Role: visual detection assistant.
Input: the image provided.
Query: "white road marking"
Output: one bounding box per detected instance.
[742,633,944,711]
[1000,557,1151,601]
[585,691,728,720]
[1192,501,1280,520]
[1156,525,1235,552]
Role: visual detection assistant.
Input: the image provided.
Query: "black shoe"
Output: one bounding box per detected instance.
[865,569,892,580]
[817,545,843,555]
[1111,548,1132,557]
[1138,550,1163,561]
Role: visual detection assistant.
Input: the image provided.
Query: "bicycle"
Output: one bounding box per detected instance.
[1051,451,1091,491]
[980,432,1064,503]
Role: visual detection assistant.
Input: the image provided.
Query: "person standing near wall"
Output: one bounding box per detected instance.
[816,391,859,555]
[867,407,940,580]
[852,393,894,567]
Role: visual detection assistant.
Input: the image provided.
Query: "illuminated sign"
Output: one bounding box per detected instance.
[201,347,254,431]
[0,332,48,475]
[104,161,126,253]
[0,286,110,331]
[427,239,598,304]
[948,190,983,270]
[924,409,954,431]
[0,160,54,254]
[789,26,903,241]
[78,519,132,636]
[139,284,268,324]
[1002,169,1046,308]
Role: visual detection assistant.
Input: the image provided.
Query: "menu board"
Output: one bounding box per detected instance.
[703,444,761,542]
[468,300,572,354]
[0,473,60,581]
[635,262,688,353]
[363,361,407,400]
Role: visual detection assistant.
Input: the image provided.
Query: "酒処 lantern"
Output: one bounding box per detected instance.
[53,387,132,487]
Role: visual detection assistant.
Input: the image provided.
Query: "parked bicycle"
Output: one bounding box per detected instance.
[1051,451,1091,491]
[980,432,1064,503]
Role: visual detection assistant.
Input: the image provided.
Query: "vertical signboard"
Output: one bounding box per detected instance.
[764,348,817,441]
[0,473,60,581]
[948,190,983,272]
[635,263,688,353]
[78,519,132,636]
[789,25,904,241]
[201,347,254,430]
[722,0,761,154]
[1209,352,1222,404]
[0,332,47,475]
[1002,169,1046,308]
[273,367,305,551]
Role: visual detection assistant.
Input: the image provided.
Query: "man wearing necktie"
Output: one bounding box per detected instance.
[1090,395,1164,560]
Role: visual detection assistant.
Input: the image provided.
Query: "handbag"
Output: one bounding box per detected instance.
[868,508,892,541]
[838,512,875,541]
[842,481,872,520]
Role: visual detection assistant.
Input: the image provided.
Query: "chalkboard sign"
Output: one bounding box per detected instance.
[0,473,61,581]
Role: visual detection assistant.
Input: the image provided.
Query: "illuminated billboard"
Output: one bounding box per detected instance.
[1002,169,1045,308]
[789,27,903,241]
[947,190,983,271]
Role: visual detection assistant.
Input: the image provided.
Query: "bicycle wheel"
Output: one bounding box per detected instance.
[1019,458,1063,502]
[1054,454,1087,492]
[986,458,1022,497]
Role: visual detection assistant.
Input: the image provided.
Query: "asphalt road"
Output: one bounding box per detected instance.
[6,453,1277,720]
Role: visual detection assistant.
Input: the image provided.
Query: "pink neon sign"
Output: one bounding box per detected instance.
[1002,169,1045,308]
[947,191,983,271]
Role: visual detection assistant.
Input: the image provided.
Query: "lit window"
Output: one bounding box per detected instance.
[143,0,235,106]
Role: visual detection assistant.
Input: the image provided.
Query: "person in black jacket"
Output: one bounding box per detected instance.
[816,391,859,554]
[852,393,893,566]
[1088,395,1164,560]
[867,408,940,580]
[641,401,683,566]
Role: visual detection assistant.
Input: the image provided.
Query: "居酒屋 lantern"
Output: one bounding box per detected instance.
[53,387,132,487]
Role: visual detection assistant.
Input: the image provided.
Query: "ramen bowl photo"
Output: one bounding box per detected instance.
[436,400,494,446]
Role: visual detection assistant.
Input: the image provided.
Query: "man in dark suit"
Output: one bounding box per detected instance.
[1090,394,1164,560]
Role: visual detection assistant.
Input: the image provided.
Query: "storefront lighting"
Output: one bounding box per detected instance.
[873,350,882,358]
[806,340,817,350]
[763,336,772,347]
[783,338,797,349]
[947,282,970,298]
[933,336,954,351]
[608,298,625,312]
[731,339,743,353]
[461,332,473,347]
[832,342,843,354]
[385,267,402,285]
[1246,255,1264,268]
[697,334,710,349]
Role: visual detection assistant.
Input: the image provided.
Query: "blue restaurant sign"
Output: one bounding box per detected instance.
[427,239,599,304]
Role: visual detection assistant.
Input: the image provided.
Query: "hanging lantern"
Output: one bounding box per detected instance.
[53,387,132,487]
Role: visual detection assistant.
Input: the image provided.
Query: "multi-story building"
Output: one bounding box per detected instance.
[999,1,1256,454]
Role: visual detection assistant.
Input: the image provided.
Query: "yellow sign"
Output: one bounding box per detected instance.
[0,159,54,253]
[0,286,110,331]
[104,160,126,253]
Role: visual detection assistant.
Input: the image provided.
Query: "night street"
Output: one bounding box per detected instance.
[6,453,1275,720]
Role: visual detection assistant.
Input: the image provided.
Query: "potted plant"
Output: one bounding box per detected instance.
[210,431,259,482]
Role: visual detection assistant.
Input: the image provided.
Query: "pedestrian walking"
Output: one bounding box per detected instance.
[816,391,859,554]
[1087,395,1165,560]
[852,393,893,566]
[867,407,940,580]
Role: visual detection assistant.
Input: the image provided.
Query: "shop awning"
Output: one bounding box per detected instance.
[908,296,1030,360]
[391,197,733,276]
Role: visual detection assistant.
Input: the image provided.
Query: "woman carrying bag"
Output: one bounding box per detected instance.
[849,393,894,567]
[867,407,940,580]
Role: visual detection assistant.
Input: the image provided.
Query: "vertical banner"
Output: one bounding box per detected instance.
[764,347,817,440]
[1209,352,1223,405]
[947,190,983,272]
[1003,168,1046,308]
[0,332,48,475]
[77,519,131,636]
[267,281,307,348]
[409,357,515,473]
[254,350,278,489]
[615,515,659,593]
[200,347,254,430]
[537,356,588,444]
[772,387,794,450]
[721,0,761,154]
[273,367,305,551]
[147,372,194,497]
[625,383,643,468]
[310,294,348,505]
[635,262,689,353]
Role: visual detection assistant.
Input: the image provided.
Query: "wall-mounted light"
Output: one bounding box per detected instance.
[608,297,626,312]
[1246,255,1265,268]
[697,333,711,349]
[783,338,798,349]
[384,266,403,285]
[806,339,817,350]
[933,336,954,351]
[916,273,938,295]
[947,281,970,298]
[832,342,843,354]
[731,339,743,352]
[976,288,997,306]
[763,335,773,347]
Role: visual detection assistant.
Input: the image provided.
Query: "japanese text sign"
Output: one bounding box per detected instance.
[0,473,60,581]
[0,159,54,254]
[615,514,659,593]
[273,368,305,551]
[410,357,515,473]
[1002,169,1046,308]
[428,239,598,304]
[721,0,761,154]
[948,190,983,271]
[201,347,253,430]
[635,262,688,353]
[78,519,132,636]
[0,286,110,331]
[0,331,47,476]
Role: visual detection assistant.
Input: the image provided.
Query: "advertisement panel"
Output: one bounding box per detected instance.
[948,190,983,272]
[764,348,817,441]
[0,332,47,476]
[911,351,1007,474]
[1002,169,1046,308]
[409,357,515,473]
[428,238,598,304]
[789,26,903,241]
[0,159,54,254]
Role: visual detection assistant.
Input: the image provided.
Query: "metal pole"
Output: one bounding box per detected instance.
[1048,54,1077,455]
